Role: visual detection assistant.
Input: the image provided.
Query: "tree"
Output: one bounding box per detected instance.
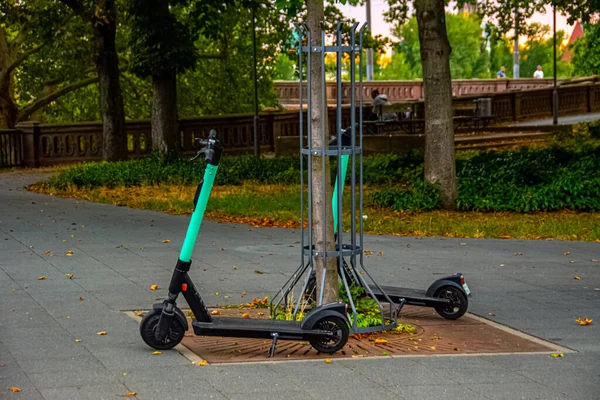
[58,0,127,161]
[519,23,571,78]
[391,12,489,79]
[571,22,600,76]
[0,1,98,128]
[128,0,197,155]
[415,0,456,209]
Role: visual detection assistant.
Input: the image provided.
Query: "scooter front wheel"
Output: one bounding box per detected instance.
[309,315,349,354]
[140,309,186,350]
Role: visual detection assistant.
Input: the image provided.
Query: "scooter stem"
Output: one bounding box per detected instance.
[179,164,219,263]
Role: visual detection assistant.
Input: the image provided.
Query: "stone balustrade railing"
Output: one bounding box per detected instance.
[1,80,599,167]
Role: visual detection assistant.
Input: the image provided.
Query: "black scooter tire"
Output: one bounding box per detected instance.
[433,286,468,320]
[308,315,349,354]
[140,309,186,350]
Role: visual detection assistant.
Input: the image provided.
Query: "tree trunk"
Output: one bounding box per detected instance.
[30,83,56,122]
[307,0,338,304]
[415,0,457,209]
[0,78,17,129]
[93,0,127,161]
[0,27,17,129]
[151,73,179,155]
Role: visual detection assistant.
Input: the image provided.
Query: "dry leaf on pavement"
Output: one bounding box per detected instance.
[574,276,581,280]
[324,359,331,363]
[150,284,159,290]
[152,351,162,355]
[10,388,21,392]
[97,331,107,335]
[551,353,564,358]
[211,310,222,315]
[576,317,593,326]
[124,392,137,397]
[162,239,170,243]
[38,276,46,280]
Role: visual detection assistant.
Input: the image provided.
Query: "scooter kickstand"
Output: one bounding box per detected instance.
[268,333,279,358]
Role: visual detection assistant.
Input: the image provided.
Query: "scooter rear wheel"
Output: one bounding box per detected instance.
[140,309,186,350]
[308,316,349,354]
[433,286,468,320]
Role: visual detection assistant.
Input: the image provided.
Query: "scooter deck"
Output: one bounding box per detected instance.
[192,317,330,340]
[369,285,450,308]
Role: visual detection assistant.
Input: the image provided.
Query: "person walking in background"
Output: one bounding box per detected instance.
[371,90,397,121]
[533,65,544,79]
[496,66,506,79]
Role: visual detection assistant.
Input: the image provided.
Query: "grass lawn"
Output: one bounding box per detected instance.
[29,182,600,241]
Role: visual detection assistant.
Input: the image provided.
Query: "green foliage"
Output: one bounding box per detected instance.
[42,134,600,214]
[519,23,572,78]
[390,12,491,80]
[339,284,383,328]
[274,54,297,81]
[572,22,600,77]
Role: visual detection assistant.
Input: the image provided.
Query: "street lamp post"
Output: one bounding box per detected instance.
[366,0,374,80]
[552,4,559,125]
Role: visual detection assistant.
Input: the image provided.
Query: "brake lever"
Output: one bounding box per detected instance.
[189,149,206,161]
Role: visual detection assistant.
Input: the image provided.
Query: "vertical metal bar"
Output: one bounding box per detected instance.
[297,25,305,271]
[336,24,344,286]
[350,24,358,269]
[318,24,327,307]
[251,2,260,157]
[359,25,366,268]
[307,26,313,290]
[552,4,558,125]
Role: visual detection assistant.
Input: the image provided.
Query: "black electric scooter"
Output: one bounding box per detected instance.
[140,131,350,356]
[305,127,471,320]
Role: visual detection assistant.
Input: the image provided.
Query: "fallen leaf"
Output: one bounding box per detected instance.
[65,273,73,279]
[75,339,82,342]
[453,347,460,351]
[233,266,238,270]
[379,251,384,256]
[97,331,107,335]
[570,260,575,264]
[374,338,388,344]
[152,351,162,355]
[215,292,219,296]
[196,360,207,366]
[383,351,390,356]
[254,270,264,274]
[241,313,250,319]
[324,359,331,364]
[149,284,159,290]
[576,317,593,326]
[488,312,496,316]
[124,392,137,397]
[460,243,466,246]
[241,291,247,295]
[499,264,505,267]
[66,316,70,319]
[500,235,511,239]
[574,276,581,280]
[79,296,84,301]
[134,310,143,317]
[430,346,436,350]
[65,250,74,257]
[564,251,571,256]
[210,310,222,315]
[44,250,51,254]
[592,259,598,262]
[551,353,564,358]
[38,276,46,280]
[162,239,170,243]
[257,312,264,316]
[10,388,21,393]
[122,372,127,376]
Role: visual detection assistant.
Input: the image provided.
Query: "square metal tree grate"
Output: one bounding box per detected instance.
[177,306,565,364]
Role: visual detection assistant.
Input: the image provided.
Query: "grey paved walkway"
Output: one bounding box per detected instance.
[511,112,600,126]
[1,171,599,400]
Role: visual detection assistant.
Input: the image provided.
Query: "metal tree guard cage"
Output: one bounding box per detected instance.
[270,22,399,334]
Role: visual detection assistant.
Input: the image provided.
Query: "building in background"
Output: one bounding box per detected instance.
[561,22,584,62]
